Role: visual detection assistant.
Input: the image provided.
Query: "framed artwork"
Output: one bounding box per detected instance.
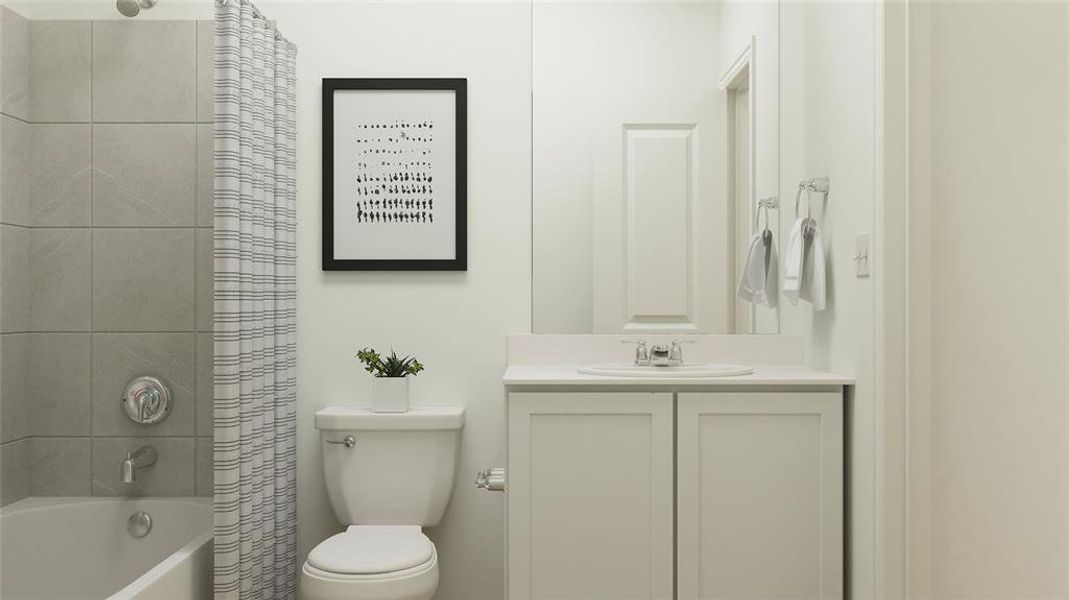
[322,78,467,270]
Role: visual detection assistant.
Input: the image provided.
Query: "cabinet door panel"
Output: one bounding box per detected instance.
[677,392,843,600]
[508,393,674,600]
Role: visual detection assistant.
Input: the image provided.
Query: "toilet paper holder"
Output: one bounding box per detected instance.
[475,468,506,492]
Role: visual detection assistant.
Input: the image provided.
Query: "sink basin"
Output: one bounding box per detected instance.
[577,363,754,378]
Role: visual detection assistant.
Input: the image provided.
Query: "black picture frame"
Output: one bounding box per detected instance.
[322,78,467,271]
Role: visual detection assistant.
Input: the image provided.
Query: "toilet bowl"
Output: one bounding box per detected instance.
[301,407,464,600]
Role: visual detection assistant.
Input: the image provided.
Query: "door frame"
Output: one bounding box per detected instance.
[720,38,757,333]
[875,0,912,597]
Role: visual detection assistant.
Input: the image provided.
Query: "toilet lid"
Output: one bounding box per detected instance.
[307,525,435,574]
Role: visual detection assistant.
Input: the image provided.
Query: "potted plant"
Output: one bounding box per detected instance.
[356,347,425,413]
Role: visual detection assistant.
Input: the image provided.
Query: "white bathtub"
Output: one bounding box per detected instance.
[0,497,213,599]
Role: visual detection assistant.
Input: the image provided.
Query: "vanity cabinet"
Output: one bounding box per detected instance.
[506,389,843,600]
[507,392,675,600]
[676,392,842,600]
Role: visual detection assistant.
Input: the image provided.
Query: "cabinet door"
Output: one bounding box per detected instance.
[508,393,674,600]
[677,392,843,600]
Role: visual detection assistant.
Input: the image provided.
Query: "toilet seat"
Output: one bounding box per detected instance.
[307,526,434,574]
[300,526,439,600]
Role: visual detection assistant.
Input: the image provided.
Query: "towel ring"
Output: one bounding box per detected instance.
[755,196,778,235]
[795,178,829,237]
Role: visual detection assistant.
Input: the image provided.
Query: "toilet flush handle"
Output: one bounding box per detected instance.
[476,468,506,492]
[326,435,355,449]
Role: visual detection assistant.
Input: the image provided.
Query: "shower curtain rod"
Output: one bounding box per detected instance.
[216,0,289,41]
[215,0,265,21]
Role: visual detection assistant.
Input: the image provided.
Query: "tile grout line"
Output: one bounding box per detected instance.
[1,330,208,335]
[192,20,199,495]
[24,19,38,500]
[0,110,30,124]
[4,225,214,232]
[38,435,200,439]
[39,121,215,125]
[6,434,202,442]
[88,19,95,496]
[0,116,214,127]
[1,225,211,229]
[0,435,35,446]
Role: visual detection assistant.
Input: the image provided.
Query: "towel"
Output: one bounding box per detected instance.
[783,218,826,311]
[803,222,826,310]
[782,219,805,300]
[736,229,778,308]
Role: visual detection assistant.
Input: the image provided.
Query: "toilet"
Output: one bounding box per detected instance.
[301,406,465,600]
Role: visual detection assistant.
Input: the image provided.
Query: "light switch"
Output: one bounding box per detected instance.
[854,232,871,278]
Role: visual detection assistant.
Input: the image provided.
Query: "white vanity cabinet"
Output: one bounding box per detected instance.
[507,392,675,600]
[676,392,843,600]
[505,386,844,600]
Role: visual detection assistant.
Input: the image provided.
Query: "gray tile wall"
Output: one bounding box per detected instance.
[0,13,213,506]
[0,5,31,507]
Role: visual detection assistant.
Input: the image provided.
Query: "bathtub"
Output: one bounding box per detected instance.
[0,497,213,599]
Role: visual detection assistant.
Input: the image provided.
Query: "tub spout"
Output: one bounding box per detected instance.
[121,446,157,483]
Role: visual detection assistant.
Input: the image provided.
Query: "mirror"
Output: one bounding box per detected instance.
[532,1,780,334]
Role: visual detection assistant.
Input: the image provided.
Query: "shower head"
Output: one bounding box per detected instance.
[116,0,157,17]
[116,0,139,17]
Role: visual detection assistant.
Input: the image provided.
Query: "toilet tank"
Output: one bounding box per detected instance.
[314,406,464,527]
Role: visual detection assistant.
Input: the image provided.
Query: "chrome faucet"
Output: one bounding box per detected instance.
[621,339,650,365]
[622,339,693,367]
[121,446,157,483]
[649,343,673,366]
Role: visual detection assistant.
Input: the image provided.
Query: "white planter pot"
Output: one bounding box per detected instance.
[371,376,409,413]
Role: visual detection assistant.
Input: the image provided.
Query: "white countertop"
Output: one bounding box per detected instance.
[503,365,854,387]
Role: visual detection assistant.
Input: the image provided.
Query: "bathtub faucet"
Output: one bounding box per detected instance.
[121,446,158,483]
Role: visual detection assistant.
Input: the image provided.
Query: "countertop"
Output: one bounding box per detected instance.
[503,364,854,388]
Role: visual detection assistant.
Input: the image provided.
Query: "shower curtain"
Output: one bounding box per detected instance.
[213,0,297,598]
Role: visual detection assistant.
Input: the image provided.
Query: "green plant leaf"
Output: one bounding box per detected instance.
[355,346,423,378]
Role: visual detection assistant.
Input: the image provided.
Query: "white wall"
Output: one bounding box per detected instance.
[778,1,878,596]
[266,3,531,599]
[912,2,1069,596]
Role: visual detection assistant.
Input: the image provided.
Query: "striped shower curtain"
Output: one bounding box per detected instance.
[213,0,297,598]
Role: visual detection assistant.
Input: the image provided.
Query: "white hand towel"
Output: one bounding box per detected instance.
[783,219,805,302]
[802,222,826,311]
[736,230,779,308]
[783,218,827,311]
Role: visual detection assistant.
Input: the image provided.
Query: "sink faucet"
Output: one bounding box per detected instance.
[622,339,693,367]
[121,446,157,483]
[650,343,673,366]
[622,339,650,365]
